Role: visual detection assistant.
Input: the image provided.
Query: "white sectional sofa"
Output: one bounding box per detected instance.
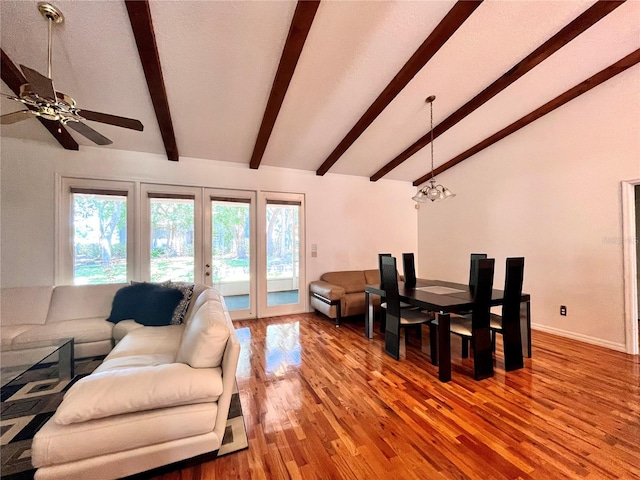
[1,283,126,365]
[0,283,241,480]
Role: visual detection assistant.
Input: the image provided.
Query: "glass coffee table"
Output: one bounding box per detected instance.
[0,338,74,388]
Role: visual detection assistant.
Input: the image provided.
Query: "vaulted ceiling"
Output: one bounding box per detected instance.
[1,0,639,186]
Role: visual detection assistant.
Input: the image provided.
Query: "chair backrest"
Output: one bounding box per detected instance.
[502,257,525,325]
[471,258,495,331]
[469,253,488,288]
[402,253,416,289]
[378,253,392,290]
[380,256,401,319]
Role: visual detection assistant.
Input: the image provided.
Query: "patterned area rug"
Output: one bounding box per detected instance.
[0,357,248,480]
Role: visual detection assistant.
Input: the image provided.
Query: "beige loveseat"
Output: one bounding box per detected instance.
[309,270,382,325]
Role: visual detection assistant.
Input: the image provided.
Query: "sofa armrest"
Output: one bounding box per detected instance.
[309,281,345,301]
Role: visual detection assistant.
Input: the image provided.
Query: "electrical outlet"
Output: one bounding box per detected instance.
[560,305,567,316]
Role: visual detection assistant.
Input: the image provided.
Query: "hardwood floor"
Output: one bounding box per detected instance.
[151,313,640,480]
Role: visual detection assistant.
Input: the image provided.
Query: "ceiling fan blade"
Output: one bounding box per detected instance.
[20,65,56,101]
[66,121,113,145]
[78,109,143,131]
[0,110,32,125]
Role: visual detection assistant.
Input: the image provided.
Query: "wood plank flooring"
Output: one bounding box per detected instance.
[150,313,640,480]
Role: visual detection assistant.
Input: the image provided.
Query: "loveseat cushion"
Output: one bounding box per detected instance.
[364,269,381,285]
[177,300,229,368]
[320,271,367,294]
[54,363,223,425]
[12,318,113,345]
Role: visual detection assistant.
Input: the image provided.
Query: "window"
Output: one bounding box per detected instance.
[58,179,135,285]
[149,196,195,282]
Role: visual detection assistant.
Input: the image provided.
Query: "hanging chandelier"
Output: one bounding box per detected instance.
[412,96,455,203]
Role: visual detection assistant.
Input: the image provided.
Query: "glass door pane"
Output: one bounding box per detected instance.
[211,199,251,311]
[259,193,305,317]
[266,203,299,306]
[149,197,195,282]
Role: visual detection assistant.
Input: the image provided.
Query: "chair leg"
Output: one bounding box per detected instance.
[429,323,438,365]
[399,329,407,359]
[420,323,431,356]
[461,338,469,358]
[380,311,386,333]
[491,331,497,352]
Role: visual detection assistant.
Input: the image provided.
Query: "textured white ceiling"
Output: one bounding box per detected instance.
[1,0,639,184]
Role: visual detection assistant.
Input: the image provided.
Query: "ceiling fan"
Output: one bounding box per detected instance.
[0,2,143,145]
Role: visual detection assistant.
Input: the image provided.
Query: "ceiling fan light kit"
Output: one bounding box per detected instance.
[0,2,143,146]
[412,95,455,204]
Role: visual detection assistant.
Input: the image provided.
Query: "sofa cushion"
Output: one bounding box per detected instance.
[105,325,184,360]
[94,353,177,373]
[177,301,229,368]
[47,284,126,323]
[342,292,367,317]
[12,318,113,345]
[364,269,380,285]
[54,363,224,425]
[185,288,220,325]
[111,319,145,342]
[321,271,367,294]
[33,402,219,467]
[0,286,53,326]
[1,325,38,346]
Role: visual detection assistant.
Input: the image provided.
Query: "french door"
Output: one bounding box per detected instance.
[140,185,305,319]
[258,192,305,318]
[204,189,257,320]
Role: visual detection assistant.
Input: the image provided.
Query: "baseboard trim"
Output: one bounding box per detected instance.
[531,323,627,353]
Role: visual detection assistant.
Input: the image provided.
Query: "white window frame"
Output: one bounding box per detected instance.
[57,177,136,285]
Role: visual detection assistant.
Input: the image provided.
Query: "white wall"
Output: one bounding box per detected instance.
[416,67,640,352]
[0,137,418,304]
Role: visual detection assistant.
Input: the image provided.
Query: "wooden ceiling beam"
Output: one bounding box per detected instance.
[125,0,179,161]
[249,0,320,170]
[412,48,640,186]
[315,0,482,176]
[1,48,79,151]
[374,0,625,182]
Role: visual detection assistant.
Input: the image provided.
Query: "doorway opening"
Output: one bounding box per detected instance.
[622,180,640,355]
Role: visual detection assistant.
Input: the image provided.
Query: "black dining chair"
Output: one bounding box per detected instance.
[432,258,495,380]
[380,255,435,360]
[402,253,416,289]
[469,253,488,289]
[490,257,525,371]
[378,253,414,332]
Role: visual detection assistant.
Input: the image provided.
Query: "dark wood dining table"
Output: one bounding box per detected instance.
[364,279,531,382]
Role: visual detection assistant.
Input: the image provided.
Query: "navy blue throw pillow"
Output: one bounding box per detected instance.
[135,285,184,326]
[107,283,154,323]
[108,283,183,326]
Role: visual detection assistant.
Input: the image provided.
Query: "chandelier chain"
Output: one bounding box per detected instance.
[430,100,434,181]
